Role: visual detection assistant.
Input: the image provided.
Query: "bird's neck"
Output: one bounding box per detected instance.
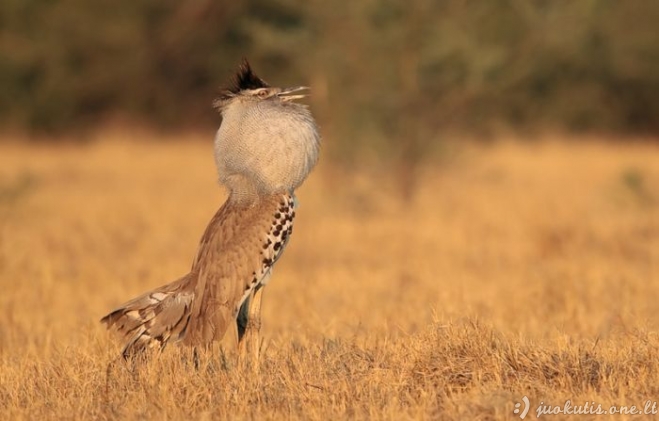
[223,174,260,205]
[223,174,293,207]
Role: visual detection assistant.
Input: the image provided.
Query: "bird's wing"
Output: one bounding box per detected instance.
[100,274,195,357]
[182,193,296,346]
[101,193,296,355]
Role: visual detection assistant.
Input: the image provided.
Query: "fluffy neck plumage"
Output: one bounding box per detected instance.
[214,98,320,200]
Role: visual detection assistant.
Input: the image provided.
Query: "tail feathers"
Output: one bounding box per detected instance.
[101,275,195,358]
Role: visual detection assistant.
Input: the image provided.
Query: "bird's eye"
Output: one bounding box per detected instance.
[257,90,269,98]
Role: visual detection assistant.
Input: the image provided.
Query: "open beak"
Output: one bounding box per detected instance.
[277,86,309,102]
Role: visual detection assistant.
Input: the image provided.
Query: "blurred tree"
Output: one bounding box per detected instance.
[0,0,658,147]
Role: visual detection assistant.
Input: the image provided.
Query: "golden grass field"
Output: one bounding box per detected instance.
[0,132,658,420]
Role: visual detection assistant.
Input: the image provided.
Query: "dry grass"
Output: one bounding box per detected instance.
[0,132,658,420]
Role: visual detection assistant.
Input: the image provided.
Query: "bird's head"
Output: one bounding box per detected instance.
[213,60,320,201]
[213,62,309,110]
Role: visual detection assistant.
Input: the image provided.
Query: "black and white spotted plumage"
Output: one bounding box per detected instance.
[236,193,295,309]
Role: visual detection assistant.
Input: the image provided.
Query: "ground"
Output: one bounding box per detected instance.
[0,132,658,420]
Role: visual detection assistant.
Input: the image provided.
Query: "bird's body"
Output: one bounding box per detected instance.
[101,60,319,359]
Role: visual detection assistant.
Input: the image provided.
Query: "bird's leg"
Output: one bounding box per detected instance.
[247,285,264,363]
[237,285,264,368]
[193,347,200,371]
[236,295,250,346]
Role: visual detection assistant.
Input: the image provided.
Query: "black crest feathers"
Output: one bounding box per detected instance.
[234,59,269,91]
[214,59,269,108]
[228,59,269,93]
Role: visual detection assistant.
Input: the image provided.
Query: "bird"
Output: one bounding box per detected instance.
[100,59,320,362]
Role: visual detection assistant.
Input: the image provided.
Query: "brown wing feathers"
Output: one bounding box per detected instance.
[100,275,195,357]
[101,194,294,357]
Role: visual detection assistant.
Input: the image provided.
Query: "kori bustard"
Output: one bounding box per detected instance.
[101,60,320,363]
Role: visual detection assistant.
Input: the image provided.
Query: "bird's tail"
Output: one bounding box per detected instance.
[101,274,195,358]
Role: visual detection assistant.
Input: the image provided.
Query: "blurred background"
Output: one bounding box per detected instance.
[2,0,659,153]
[0,4,658,417]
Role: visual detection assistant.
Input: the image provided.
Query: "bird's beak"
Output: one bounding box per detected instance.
[277,86,309,102]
